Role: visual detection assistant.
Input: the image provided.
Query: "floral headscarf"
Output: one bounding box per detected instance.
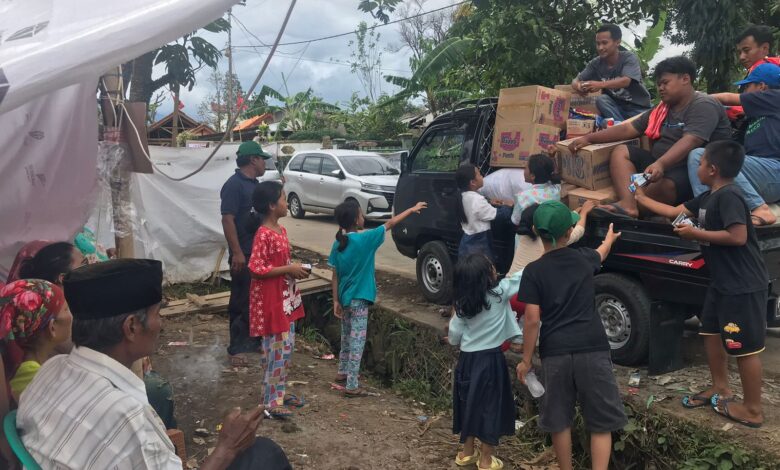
[0,279,65,344]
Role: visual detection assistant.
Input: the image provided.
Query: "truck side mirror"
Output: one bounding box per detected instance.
[400,151,409,173]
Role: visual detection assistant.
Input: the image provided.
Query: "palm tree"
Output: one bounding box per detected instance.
[383,37,475,115]
[245,77,339,133]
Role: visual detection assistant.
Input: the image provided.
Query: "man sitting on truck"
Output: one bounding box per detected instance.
[688,63,780,226]
[727,25,780,123]
[569,56,732,218]
[571,24,652,121]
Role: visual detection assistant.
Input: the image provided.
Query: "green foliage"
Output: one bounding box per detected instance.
[349,21,383,102]
[247,81,340,133]
[357,0,402,24]
[439,0,666,96]
[623,11,667,96]
[331,93,412,141]
[287,129,350,141]
[669,1,780,92]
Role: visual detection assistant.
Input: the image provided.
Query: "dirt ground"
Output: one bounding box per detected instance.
[154,313,461,469]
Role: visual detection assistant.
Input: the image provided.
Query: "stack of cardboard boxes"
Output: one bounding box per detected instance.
[490,85,650,210]
[489,86,570,168]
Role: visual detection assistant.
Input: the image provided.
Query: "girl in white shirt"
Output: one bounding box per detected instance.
[456,164,499,261]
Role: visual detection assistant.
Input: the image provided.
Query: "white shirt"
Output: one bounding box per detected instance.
[18,347,182,470]
[479,169,530,202]
[461,191,497,235]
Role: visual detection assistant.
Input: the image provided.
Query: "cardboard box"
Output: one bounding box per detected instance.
[497,86,570,130]
[561,183,577,199]
[555,84,601,116]
[491,122,561,168]
[567,186,617,210]
[566,119,595,138]
[556,138,640,190]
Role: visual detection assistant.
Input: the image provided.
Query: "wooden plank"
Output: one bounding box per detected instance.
[186,293,207,307]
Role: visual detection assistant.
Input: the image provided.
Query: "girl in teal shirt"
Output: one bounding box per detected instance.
[328,199,426,397]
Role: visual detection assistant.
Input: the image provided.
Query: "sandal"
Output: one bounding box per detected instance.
[335,375,347,384]
[268,406,293,419]
[478,456,504,469]
[710,393,736,408]
[284,394,306,408]
[455,449,480,467]
[682,391,717,409]
[712,400,762,429]
[344,388,371,398]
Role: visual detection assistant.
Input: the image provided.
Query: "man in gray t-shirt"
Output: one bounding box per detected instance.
[573,24,652,120]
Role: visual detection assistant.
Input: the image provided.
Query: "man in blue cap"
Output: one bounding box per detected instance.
[688,63,780,226]
[221,141,273,366]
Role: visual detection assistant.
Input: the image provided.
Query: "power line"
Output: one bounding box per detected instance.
[232,0,468,49]
[231,48,412,74]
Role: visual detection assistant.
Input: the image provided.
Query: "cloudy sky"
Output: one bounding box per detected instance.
[161,0,687,121]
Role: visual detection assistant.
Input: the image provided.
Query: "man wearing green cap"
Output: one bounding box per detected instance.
[516,201,625,470]
[221,141,273,366]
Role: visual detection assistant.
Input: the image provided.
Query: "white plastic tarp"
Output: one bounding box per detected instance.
[0,0,237,114]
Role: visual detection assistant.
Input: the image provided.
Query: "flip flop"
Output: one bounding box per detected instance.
[455,449,480,467]
[751,215,771,227]
[283,394,305,408]
[268,406,293,419]
[334,375,347,384]
[478,456,504,469]
[712,400,762,429]
[343,388,371,398]
[682,391,715,409]
[600,203,634,219]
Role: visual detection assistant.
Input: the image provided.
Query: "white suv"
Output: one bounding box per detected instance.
[283,150,399,220]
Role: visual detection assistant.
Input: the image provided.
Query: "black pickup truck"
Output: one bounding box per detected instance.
[392,98,780,371]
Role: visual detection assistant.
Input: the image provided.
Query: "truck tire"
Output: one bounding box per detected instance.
[416,241,453,305]
[288,193,305,219]
[594,273,651,366]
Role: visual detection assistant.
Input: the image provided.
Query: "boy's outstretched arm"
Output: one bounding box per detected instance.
[674,223,748,246]
[596,223,622,262]
[516,304,541,385]
[384,202,427,231]
[634,187,692,220]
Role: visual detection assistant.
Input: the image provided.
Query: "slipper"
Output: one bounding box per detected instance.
[268,406,293,419]
[600,203,634,219]
[682,392,716,409]
[712,400,762,429]
[455,449,480,466]
[478,456,504,469]
[283,394,305,408]
[343,388,371,398]
[751,215,771,227]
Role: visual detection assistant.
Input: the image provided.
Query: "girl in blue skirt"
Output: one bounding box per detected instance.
[456,164,500,262]
[448,254,523,470]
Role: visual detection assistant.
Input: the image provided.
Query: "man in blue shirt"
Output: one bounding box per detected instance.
[688,63,780,226]
[221,141,272,365]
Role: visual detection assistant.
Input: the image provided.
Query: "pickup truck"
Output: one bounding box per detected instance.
[392,98,780,370]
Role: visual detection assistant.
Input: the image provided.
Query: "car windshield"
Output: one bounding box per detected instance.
[337,155,399,176]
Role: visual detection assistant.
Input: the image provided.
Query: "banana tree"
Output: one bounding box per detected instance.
[247,82,340,133]
[383,37,475,114]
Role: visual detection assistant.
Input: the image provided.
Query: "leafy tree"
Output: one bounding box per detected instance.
[330,93,413,140]
[248,81,340,133]
[443,0,667,94]
[357,0,403,24]
[668,1,780,92]
[197,70,243,133]
[349,22,384,102]
[128,18,230,105]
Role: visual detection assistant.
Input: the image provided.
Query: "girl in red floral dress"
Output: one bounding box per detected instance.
[247,182,310,418]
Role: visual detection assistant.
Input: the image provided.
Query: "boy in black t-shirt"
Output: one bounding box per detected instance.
[636,140,768,428]
[516,201,626,470]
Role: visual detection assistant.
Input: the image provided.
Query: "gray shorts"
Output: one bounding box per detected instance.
[539,350,627,433]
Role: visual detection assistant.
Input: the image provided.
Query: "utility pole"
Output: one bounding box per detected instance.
[227,8,234,142]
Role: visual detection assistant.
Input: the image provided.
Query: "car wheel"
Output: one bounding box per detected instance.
[288,193,305,219]
[416,241,453,305]
[594,273,651,366]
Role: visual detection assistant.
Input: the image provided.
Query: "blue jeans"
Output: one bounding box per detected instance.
[688,147,780,209]
[595,94,650,121]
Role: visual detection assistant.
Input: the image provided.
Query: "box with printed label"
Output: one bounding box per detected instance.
[567,186,617,210]
[566,119,595,138]
[497,86,570,130]
[490,122,561,168]
[555,84,601,116]
[556,138,640,190]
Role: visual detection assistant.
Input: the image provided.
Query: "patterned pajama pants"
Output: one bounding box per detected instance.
[260,322,295,408]
[338,300,369,390]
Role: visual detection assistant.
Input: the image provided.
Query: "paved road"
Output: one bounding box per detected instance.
[284,214,416,279]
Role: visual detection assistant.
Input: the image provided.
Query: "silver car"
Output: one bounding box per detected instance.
[283,150,399,220]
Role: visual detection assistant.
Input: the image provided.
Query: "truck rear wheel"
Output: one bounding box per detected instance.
[594,273,651,366]
[416,241,453,305]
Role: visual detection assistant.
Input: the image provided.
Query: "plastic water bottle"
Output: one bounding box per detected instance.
[525,370,545,398]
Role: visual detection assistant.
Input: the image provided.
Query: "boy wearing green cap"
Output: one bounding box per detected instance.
[221,141,273,366]
[516,201,625,470]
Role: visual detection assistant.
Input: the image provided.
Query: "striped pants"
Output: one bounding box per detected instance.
[260,322,295,408]
[338,300,369,390]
